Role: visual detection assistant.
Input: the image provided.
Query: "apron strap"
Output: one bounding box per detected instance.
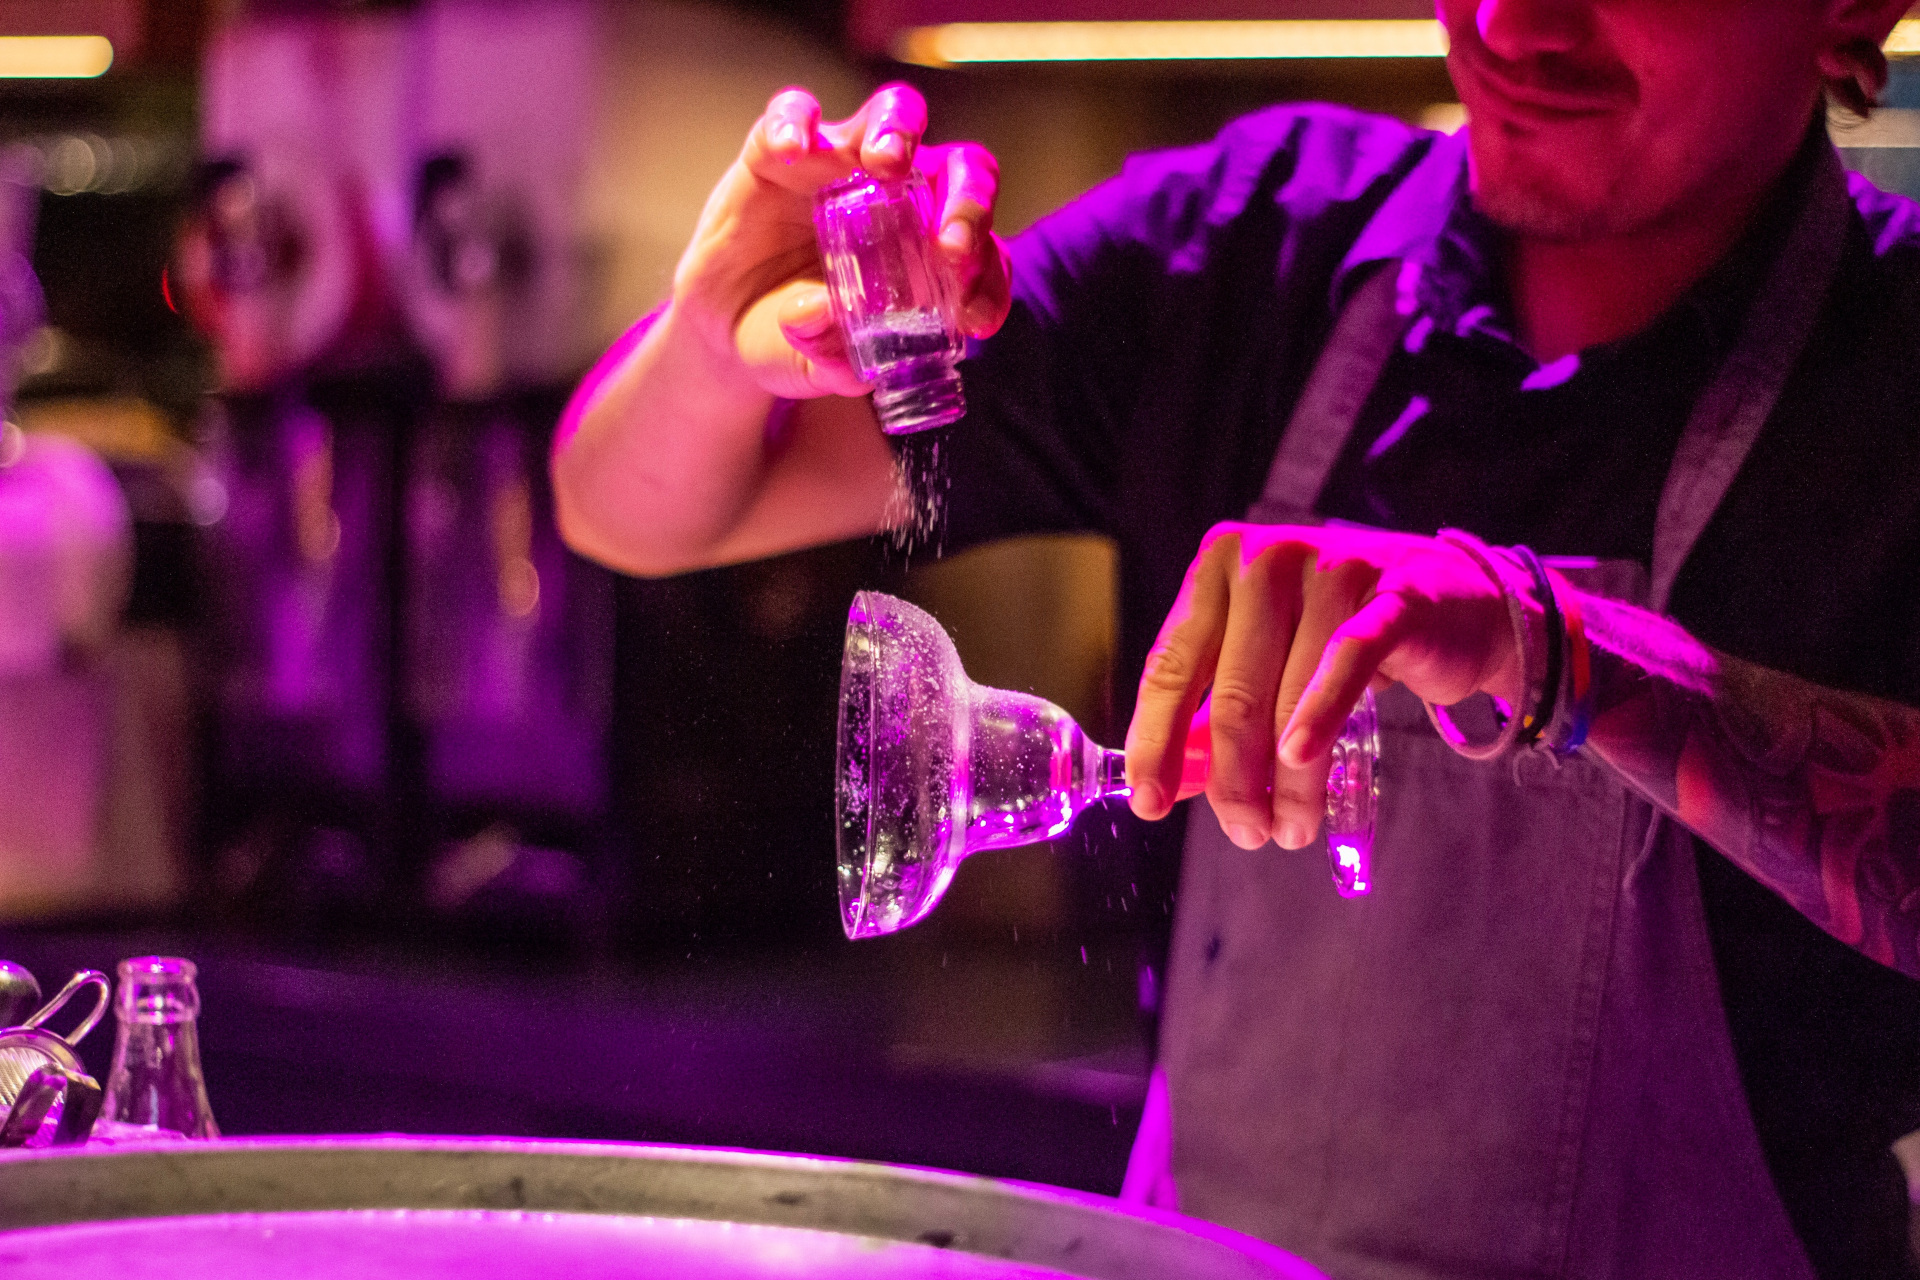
[1250,139,1851,610]
[1247,262,1409,523]
[1649,141,1852,613]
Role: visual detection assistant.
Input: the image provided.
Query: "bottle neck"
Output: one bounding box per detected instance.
[871,363,965,434]
[115,956,201,1025]
[1097,748,1130,801]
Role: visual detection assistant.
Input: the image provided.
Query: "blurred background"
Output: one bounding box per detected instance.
[0,0,1917,1194]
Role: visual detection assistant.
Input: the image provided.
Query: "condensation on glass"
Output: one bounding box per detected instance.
[813,172,966,435]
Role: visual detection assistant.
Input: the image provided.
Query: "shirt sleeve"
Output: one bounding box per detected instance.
[915,103,1434,561]
[924,163,1176,557]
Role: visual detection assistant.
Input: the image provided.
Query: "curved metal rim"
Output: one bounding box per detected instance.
[0,1136,1322,1280]
[0,1027,87,1079]
[837,591,882,939]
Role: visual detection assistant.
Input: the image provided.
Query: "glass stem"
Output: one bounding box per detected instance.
[1096,747,1130,801]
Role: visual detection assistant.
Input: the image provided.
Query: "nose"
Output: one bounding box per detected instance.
[1471,0,1584,61]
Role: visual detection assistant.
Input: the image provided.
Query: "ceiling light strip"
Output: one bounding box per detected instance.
[0,35,113,79]
[896,20,1448,67]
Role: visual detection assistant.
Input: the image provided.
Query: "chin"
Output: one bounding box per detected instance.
[1467,130,1625,241]
[1472,182,1610,241]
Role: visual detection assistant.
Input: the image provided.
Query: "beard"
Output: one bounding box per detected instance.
[1466,128,1637,243]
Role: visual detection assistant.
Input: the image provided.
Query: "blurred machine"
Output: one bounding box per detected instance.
[0,152,169,923]
[179,0,867,949]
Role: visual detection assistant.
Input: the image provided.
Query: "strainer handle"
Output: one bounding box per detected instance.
[21,969,110,1045]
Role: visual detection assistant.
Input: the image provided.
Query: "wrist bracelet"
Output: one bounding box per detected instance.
[1429,529,1541,761]
[1505,545,1563,747]
[1545,566,1594,754]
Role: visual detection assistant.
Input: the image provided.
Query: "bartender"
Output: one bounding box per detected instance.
[553,1,1920,1276]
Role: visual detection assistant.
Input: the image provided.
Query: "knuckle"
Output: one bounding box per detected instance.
[1206,683,1266,737]
[1321,559,1378,602]
[1198,522,1246,554]
[955,141,999,180]
[1139,642,1196,693]
[945,192,990,221]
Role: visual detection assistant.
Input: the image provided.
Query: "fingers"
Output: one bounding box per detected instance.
[745,84,933,193]
[1267,559,1375,847]
[1205,548,1303,848]
[1278,591,1409,769]
[737,85,1007,346]
[738,279,870,399]
[927,143,1011,337]
[853,83,928,179]
[775,284,863,377]
[744,88,827,186]
[1126,536,1234,822]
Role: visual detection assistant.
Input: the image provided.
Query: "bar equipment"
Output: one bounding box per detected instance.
[0,149,141,918]
[0,968,109,1147]
[814,171,967,434]
[835,592,1378,939]
[100,956,219,1141]
[398,136,615,939]
[0,961,37,1027]
[0,1137,1326,1278]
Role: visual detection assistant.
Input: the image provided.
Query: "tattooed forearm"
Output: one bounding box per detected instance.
[1579,594,1920,977]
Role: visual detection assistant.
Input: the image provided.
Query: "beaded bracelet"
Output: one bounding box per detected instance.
[1429,529,1544,761]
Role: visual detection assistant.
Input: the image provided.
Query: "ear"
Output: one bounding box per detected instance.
[1820,0,1909,49]
[1815,0,1905,111]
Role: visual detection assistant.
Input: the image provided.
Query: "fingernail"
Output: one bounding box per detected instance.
[1131,778,1164,815]
[1277,725,1307,766]
[772,122,802,150]
[940,219,975,256]
[783,299,831,335]
[1225,823,1265,850]
[867,129,907,162]
[1275,821,1309,850]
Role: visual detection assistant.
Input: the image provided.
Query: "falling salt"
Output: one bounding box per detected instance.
[884,431,951,560]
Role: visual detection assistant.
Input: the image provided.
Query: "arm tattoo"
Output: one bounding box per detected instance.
[1579,594,1920,978]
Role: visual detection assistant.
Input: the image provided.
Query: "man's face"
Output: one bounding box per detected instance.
[1440,0,1826,240]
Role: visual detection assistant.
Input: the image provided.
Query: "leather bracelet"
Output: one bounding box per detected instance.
[1544,566,1594,755]
[1429,529,1541,761]
[1504,544,1562,747]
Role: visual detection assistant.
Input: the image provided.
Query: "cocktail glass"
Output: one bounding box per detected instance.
[835,591,1379,939]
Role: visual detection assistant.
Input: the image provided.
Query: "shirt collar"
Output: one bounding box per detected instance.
[1332,114,1838,368]
[1331,127,1468,314]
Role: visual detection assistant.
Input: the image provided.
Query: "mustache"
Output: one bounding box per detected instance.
[1454,35,1638,104]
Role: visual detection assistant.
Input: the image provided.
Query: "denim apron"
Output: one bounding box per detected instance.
[1143,141,1852,1279]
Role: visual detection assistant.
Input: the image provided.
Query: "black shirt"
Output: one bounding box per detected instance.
[936,104,1920,1277]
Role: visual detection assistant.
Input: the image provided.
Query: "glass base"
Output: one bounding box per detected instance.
[872,365,965,435]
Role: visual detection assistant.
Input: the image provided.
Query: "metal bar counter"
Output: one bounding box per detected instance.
[0,1136,1326,1278]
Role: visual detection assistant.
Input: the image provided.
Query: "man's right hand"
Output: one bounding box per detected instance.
[675,82,1013,402]
[552,85,1007,577]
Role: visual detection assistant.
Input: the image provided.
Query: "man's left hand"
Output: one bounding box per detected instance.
[1125,522,1523,850]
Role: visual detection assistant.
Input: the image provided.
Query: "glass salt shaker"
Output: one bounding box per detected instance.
[813,170,967,434]
[99,956,219,1140]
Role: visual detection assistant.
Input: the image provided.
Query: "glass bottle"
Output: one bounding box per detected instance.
[100,956,219,1139]
[813,171,967,434]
